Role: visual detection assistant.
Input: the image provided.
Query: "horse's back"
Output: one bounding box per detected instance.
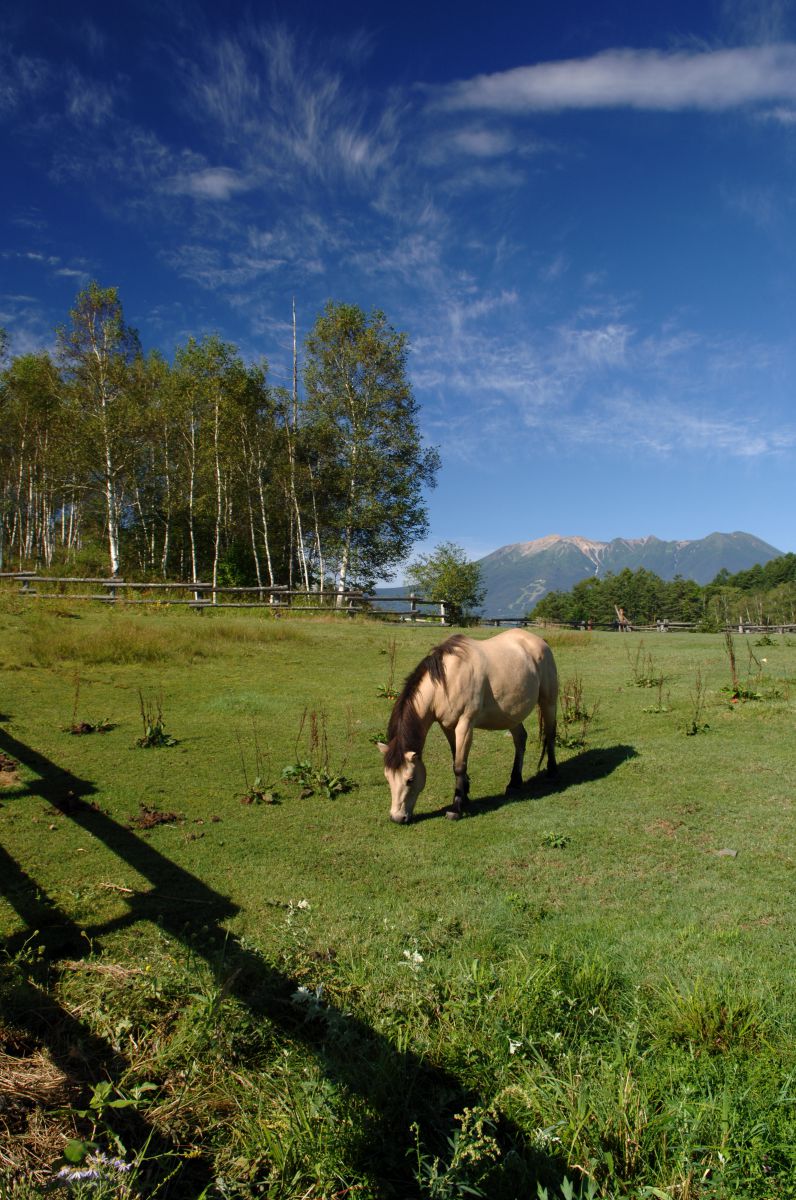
[482,628,556,680]
[442,629,557,729]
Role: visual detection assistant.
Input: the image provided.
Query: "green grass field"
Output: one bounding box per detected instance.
[1,599,795,1198]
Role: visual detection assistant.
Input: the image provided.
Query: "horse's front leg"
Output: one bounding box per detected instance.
[506,723,527,793]
[444,723,472,820]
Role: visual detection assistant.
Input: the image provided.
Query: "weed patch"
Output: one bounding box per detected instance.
[628,641,665,689]
[135,691,177,747]
[557,674,599,749]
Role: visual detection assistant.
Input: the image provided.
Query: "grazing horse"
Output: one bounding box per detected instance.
[378,629,558,823]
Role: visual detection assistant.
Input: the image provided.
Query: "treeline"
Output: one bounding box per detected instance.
[0,285,439,592]
[530,556,796,628]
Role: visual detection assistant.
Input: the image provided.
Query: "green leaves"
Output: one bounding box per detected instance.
[406,542,486,623]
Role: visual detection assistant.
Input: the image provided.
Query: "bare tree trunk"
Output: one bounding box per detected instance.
[307,459,325,593]
[256,460,275,588]
[289,298,310,591]
[211,390,223,604]
[186,417,199,586]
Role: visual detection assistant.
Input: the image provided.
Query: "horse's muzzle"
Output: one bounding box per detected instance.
[390,813,411,824]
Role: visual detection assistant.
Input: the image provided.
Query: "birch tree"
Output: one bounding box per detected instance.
[57,283,141,577]
[303,302,439,597]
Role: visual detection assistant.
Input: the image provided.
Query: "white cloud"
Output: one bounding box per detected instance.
[437,44,796,113]
[560,323,632,367]
[183,23,398,188]
[166,166,254,201]
[449,126,515,157]
[757,104,796,123]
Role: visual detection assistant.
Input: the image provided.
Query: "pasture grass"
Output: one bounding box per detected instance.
[1,602,795,1197]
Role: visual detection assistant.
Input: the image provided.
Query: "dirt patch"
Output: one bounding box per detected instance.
[128,803,183,829]
[0,752,19,788]
[647,819,683,839]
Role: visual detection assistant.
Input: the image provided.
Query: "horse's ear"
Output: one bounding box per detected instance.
[377,741,388,756]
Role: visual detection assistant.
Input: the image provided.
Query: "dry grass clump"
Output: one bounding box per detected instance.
[0,1044,79,1184]
[0,1046,74,1105]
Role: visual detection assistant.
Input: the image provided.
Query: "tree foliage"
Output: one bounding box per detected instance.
[530,558,796,628]
[0,287,439,588]
[303,302,440,594]
[406,541,486,624]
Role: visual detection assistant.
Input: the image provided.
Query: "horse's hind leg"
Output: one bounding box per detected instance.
[506,723,527,793]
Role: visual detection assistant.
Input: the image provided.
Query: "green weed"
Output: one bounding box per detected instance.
[135,690,176,747]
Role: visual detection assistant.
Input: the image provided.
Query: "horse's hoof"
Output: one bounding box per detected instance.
[505,783,521,796]
[445,808,462,820]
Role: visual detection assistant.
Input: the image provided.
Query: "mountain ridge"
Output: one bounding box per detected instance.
[476,531,783,615]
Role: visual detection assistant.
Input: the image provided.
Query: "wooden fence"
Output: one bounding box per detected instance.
[0,573,451,624]
[3,574,795,635]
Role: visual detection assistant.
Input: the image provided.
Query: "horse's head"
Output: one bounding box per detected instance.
[377,743,426,823]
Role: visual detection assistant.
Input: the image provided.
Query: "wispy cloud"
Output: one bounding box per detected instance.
[412,296,795,465]
[182,23,399,189]
[436,44,796,113]
[0,45,50,115]
[65,69,116,126]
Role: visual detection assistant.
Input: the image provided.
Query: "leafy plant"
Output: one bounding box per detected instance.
[135,690,176,747]
[377,637,399,700]
[541,831,571,849]
[65,672,114,735]
[281,707,354,798]
[236,721,280,804]
[62,1079,157,1164]
[281,759,353,799]
[685,668,709,735]
[557,675,599,749]
[721,632,762,701]
[411,1107,500,1199]
[628,642,665,689]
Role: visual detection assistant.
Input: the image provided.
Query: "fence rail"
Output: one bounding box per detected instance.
[0,573,450,623]
[4,575,795,635]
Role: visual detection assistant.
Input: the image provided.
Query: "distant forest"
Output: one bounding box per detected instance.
[530,555,796,628]
[0,285,439,591]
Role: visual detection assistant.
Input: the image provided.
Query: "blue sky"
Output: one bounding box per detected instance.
[2,0,796,573]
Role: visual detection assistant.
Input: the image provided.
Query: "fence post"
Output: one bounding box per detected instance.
[440,601,448,626]
[410,592,418,623]
[104,578,121,603]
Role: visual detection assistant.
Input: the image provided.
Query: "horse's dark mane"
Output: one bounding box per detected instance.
[384,635,469,771]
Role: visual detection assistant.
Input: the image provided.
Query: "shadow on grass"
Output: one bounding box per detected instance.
[413,742,638,823]
[0,721,570,1198]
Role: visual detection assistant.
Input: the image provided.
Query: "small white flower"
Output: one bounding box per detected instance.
[296,899,310,910]
[508,1038,523,1055]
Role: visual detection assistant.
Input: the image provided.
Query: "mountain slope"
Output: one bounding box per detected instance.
[477,532,783,615]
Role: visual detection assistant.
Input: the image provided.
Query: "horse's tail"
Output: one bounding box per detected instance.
[536,710,557,773]
[536,648,558,776]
